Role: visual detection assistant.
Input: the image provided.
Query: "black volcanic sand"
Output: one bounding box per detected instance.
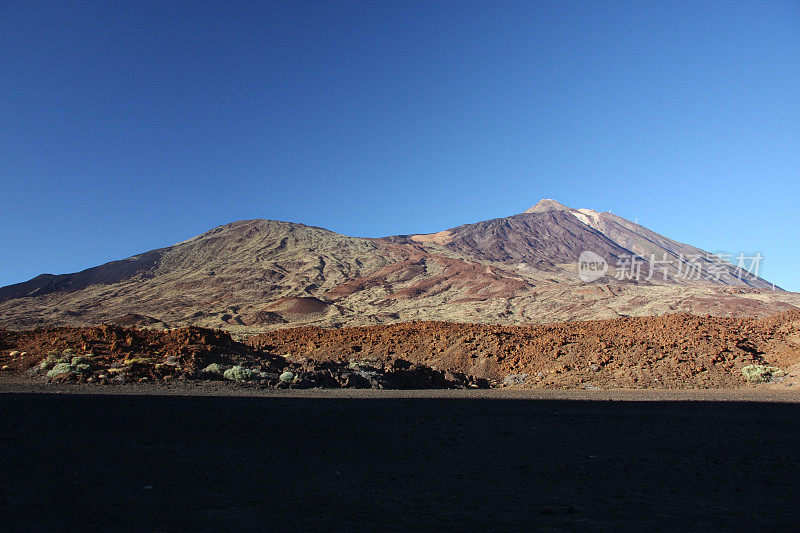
[1,393,799,530]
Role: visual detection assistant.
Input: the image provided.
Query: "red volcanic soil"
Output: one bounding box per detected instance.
[0,324,483,389]
[0,325,261,377]
[2,311,799,389]
[249,310,800,388]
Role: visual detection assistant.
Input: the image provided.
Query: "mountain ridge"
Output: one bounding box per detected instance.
[1,200,796,330]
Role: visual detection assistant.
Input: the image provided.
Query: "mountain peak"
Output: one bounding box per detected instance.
[0,197,786,331]
[523,198,573,214]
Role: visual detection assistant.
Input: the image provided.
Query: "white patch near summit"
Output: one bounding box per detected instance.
[570,208,601,228]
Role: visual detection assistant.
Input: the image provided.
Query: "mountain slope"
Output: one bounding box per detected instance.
[409,210,632,268]
[0,200,796,330]
[519,199,773,289]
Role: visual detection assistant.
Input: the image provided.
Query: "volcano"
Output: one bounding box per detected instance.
[1,200,797,330]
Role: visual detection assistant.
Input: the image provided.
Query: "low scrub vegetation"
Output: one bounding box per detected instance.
[741,364,786,383]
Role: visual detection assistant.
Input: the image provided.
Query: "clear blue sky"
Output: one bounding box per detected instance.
[2,1,798,290]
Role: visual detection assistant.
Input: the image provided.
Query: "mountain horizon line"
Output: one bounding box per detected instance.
[0,198,795,331]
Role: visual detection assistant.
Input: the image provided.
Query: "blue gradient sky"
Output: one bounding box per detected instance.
[2,1,798,290]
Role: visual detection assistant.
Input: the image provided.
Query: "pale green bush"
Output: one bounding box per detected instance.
[223,366,259,382]
[202,363,224,374]
[741,364,786,383]
[46,362,74,378]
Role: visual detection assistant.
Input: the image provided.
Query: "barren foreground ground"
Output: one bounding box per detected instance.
[1,386,799,530]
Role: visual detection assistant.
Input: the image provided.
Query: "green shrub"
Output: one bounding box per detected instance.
[279,371,295,383]
[202,363,224,374]
[71,356,88,366]
[123,356,156,365]
[46,362,74,378]
[741,364,786,383]
[223,366,259,382]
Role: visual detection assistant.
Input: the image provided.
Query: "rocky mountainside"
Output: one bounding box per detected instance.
[1,200,797,330]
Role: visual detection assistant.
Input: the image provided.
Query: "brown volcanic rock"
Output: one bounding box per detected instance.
[0,324,250,375]
[249,310,800,389]
[266,296,330,315]
[245,310,287,326]
[0,325,484,389]
[108,313,169,328]
[1,311,799,389]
